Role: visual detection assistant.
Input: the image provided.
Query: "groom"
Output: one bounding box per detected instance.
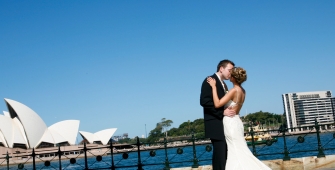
[200,59,236,170]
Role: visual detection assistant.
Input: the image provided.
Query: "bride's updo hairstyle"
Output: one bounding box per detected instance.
[231,67,247,84]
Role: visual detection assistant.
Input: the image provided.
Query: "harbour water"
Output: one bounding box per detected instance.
[2,132,335,170]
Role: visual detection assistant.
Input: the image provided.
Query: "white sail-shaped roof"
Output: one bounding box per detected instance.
[0,114,28,148]
[0,131,7,147]
[48,129,68,144]
[0,114,13,147]
[95,128,117,145]
[3,111,10,117]
[79,131,95,144]
[39,120,80,146]
[0,98,121,149]
[12,118,28,148]
[49,120,80,145]
[79,128,117,145]
[5,98,47,148]
[1,99,81,149]
[39,129,56,145]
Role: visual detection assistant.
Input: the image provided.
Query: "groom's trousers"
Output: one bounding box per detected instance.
[211,139,227,170]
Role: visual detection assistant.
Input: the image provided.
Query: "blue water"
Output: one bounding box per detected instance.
[2,132,335,170]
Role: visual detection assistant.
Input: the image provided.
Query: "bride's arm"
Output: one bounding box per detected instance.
[207,77,235,108]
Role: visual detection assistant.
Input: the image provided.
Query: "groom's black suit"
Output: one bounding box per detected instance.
[200,74,227,170]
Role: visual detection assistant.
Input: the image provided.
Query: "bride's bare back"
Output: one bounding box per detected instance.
[227,86,246,115]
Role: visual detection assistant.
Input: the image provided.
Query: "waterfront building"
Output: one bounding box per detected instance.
[79,128,117,145]
[0,98,117,149]
[282,91,335,131]
[0,98,80,149]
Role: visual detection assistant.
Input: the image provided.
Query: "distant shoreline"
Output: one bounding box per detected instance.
[270,129,335,137]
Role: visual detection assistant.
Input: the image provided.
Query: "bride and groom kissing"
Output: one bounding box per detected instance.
[200,59,271,170]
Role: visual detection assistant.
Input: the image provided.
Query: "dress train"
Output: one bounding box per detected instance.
[223,115,271,170]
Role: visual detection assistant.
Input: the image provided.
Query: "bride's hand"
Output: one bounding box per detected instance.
[206,77,216,87]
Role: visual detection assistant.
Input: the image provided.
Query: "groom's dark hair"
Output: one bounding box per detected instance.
[217,59,235,71]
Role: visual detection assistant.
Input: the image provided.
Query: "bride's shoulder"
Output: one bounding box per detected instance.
[235,86,245,92]
[230,87,239,92]
[233,86,246,95]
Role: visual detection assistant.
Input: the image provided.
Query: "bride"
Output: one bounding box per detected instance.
[207,67,271,170]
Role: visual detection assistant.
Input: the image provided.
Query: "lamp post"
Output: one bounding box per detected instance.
[145,124,147,138]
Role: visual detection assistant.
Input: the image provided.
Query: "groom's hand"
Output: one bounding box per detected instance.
[223,108,236,117]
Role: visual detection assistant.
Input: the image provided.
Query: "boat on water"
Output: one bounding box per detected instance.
[245,125,278,146]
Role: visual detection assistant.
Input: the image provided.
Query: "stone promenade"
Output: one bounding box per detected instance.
[171,155,335,170]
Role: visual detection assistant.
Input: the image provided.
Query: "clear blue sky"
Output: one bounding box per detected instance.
[1,1,334,140]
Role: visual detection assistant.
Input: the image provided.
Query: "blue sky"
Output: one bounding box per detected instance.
[1,1,334,140]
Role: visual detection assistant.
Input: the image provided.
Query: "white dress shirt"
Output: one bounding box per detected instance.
[215,73,228,93]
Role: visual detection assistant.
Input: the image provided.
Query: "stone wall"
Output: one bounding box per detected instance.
[171,155,335,170]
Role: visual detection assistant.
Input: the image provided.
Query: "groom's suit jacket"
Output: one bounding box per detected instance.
[200,74,226,140]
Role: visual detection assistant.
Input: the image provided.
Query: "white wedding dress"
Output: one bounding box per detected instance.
[223,100,271,170]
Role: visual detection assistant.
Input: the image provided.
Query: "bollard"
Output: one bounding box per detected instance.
[250,126,256,156]
[163,137,170,170]
[58,146,62,170]
[109,139,116,170]
[32,148,36,170]
[84,142,88,170]
[315,118,325,158]
[5,151,11,170]
[282,125,291,161]
[191,132,199,168]
[136,137,143,170]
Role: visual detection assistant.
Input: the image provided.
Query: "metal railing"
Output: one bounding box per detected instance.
[1,119,335,169]
[247,118,335,161]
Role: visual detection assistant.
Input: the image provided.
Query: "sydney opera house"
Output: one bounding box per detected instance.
[0,98,117,149]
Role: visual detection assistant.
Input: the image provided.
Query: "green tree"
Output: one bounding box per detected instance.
[146,123,164,143]
[244,111,284,128]
[160,118,173,137]
[146,112,283,143]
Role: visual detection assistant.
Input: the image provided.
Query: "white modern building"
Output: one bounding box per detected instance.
[0,98,117,149]
[282,91,335,131]
[79,128,117,145]
[0,98,80,149]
